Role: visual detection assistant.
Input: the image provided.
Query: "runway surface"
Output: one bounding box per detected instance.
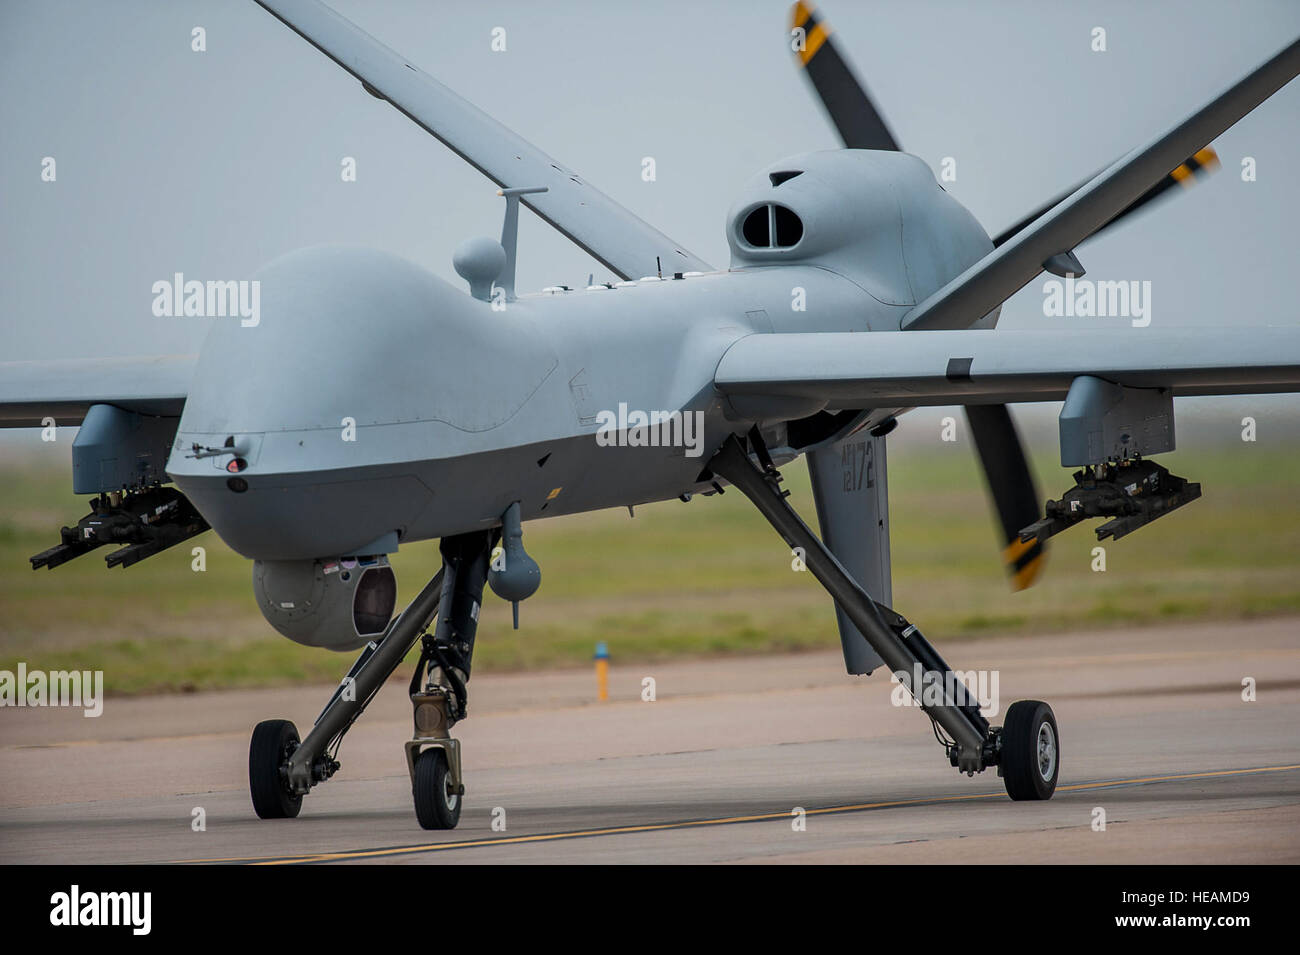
[2,616,1298,864]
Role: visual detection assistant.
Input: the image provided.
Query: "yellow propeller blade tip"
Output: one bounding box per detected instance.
[791,2,815,30]
[1003,537,1046,591]
[1194,146,1221,172]
[1010,554,1045,591]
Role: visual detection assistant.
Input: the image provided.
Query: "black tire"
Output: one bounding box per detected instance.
[1000,700,1059,801]
[413,748,461,830]
[249,719,303,819]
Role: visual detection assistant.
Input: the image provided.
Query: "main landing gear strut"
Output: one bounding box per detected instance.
[707,434,1059,800]
[249,530,496,828]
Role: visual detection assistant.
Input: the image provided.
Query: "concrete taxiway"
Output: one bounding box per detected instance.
[1,616,1298,864]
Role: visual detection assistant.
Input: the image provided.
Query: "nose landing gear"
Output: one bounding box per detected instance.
[403,636,471,830]
[246,528,496,827]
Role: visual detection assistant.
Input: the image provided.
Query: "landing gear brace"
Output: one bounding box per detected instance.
[708,433,1058,800]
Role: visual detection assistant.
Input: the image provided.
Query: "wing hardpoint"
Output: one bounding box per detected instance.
[253,0,711,281]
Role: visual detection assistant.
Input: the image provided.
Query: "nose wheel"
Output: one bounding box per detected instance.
[412,747,462,830]
[999,700,1059,800]
[405,674,467,830]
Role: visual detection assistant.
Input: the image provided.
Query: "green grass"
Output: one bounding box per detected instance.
[2,439,1298,694]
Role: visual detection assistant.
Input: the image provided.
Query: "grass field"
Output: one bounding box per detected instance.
[2,435,1298,694]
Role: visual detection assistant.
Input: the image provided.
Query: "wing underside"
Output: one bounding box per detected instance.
[714,327,1300,408]
[0,356,194,427]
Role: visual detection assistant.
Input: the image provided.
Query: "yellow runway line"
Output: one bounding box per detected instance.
[177,763,1300,865]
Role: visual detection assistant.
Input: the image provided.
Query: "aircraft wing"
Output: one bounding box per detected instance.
[252,0,711,281]
[713,327,1300,408]
[903,36,1300,332]
[0,356,194,427]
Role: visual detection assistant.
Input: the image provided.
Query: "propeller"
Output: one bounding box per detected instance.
[789,0,1047,589]
[791,1,899,150]
[993,147,1220,248]
[965,405,1046,589]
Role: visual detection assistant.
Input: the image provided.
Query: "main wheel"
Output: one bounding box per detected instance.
[413,748,461,830]
[1000,700,1059,801]
[249,719,303,819]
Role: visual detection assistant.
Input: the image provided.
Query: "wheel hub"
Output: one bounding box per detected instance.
[1037,721,1057,781]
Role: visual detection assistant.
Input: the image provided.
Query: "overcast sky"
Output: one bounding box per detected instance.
[2,0,1299,376]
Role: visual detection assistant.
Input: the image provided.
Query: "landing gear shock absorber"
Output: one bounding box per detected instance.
[708,433,1058,799]
[405,530,494,830]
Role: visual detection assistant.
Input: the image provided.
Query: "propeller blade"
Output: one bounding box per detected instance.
[790,2,900,151]
[993,147,1219,248]
[965,405,1047,591]
[787,4,1045,588]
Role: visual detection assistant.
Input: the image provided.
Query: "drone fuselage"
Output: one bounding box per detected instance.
[166,150,993,560]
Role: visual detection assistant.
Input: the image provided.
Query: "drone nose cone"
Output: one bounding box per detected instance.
[167,245,558,558]
[177,246,438,435]
[176,245,552,436]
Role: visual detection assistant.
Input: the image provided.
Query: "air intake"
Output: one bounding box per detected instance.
[739,204,803,249]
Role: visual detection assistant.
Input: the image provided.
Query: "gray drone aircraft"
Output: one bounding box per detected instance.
[5,0,1300,829]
